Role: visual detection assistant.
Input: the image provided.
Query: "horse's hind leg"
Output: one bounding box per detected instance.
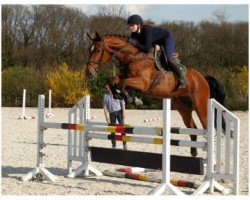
[172,97,198,157]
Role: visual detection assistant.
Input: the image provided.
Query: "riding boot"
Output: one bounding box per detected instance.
[168,58,187,89]
[160,46,169,71]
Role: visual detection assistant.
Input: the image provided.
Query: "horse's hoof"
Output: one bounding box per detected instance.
[191,148,197,157]
[113,93,124,100]
[134,97,143,106]
[120,92,128,99]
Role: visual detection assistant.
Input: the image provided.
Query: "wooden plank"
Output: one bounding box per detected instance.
[90,147,204,175]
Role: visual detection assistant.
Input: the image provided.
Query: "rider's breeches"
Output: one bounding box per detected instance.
[164,33,176,60]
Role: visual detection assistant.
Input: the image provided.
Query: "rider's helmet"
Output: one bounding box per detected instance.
[127,14,143,25]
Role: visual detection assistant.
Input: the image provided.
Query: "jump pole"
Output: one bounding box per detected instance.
[103,169,200,189]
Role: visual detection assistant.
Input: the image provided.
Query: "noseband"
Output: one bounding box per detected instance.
[86,39,111,73]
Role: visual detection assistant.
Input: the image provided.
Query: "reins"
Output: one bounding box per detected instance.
[86,38,130,74]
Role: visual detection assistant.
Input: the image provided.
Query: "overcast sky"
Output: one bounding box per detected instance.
[3,0,249,24]
[67,4,248,24]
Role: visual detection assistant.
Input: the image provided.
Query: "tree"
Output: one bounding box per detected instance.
[97,5,128,18]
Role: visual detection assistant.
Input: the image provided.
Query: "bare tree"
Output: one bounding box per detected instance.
[212,9,228,24]
[97,5,128,18]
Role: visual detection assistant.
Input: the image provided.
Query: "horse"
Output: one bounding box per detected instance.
[85,32,225,157]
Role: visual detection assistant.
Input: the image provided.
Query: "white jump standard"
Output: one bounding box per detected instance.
[21,95,57,182]
[18,89,36,119]
[18,89,55,119]
[45,89,55,118]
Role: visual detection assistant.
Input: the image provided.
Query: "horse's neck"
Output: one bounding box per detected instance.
[106,37,145,64]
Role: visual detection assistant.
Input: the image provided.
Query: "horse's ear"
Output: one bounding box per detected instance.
[94,31,101,41]
[87,32,96,41]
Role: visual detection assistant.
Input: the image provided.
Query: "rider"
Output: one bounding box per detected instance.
[127,14,187,89]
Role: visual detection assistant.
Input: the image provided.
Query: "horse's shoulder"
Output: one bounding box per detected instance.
[186,68,200,74]
[184,68,207,81]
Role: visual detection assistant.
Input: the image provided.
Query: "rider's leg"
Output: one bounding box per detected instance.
[168,58,187,88]
[164,33,186,88]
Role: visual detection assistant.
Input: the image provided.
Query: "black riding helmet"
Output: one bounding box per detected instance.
[127,14,143,25]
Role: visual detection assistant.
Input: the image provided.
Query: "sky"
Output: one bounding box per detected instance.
[3,0,249,24]
[67,4,248,24]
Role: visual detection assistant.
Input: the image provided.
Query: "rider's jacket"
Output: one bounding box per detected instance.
[131,25,170,53]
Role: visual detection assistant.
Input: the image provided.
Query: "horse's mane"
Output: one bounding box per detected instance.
[103,34,128,39]
[102,34,146,55]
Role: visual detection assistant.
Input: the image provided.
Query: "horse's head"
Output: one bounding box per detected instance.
[85,32,112,79]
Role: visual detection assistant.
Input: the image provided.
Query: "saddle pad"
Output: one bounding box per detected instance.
[154,45,187,75]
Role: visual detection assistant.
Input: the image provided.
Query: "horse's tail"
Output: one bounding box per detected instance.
[204,75,226,131]
[205,75,226,104]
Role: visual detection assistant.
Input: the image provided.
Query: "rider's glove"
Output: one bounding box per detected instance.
[128,37,137,46]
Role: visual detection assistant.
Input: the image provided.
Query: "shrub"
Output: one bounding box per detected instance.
[45,63,88,106]
[2,66,44,107]
[87,66,115,108]
[223,66,248,110]
[196,66,248,110]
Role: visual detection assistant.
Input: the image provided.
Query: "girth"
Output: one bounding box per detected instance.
[144,70,166,95]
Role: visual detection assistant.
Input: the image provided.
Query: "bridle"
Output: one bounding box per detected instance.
[86,37,130,74]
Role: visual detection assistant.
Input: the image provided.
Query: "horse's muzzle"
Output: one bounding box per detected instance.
[85,64,97,79]
[86,72,94,79]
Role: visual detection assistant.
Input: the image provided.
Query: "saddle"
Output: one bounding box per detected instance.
[153,45,186,75]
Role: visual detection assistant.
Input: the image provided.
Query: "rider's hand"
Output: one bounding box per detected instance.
[128,37,137,46]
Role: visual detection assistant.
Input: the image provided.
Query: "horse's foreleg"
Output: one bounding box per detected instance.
[121,77,146,92]
[110,76,145,100]
[111,75,146,92]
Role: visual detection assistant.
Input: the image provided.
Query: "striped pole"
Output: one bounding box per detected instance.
[87,132,206,148]
[87,122,206,136]
[42,122,161,135]
[42,122,206,136]
[116,167,155,173]
[103,170,200,189]
[103,170,161,183]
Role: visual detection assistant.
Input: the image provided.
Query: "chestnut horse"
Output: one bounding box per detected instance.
[85,32,225,157]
